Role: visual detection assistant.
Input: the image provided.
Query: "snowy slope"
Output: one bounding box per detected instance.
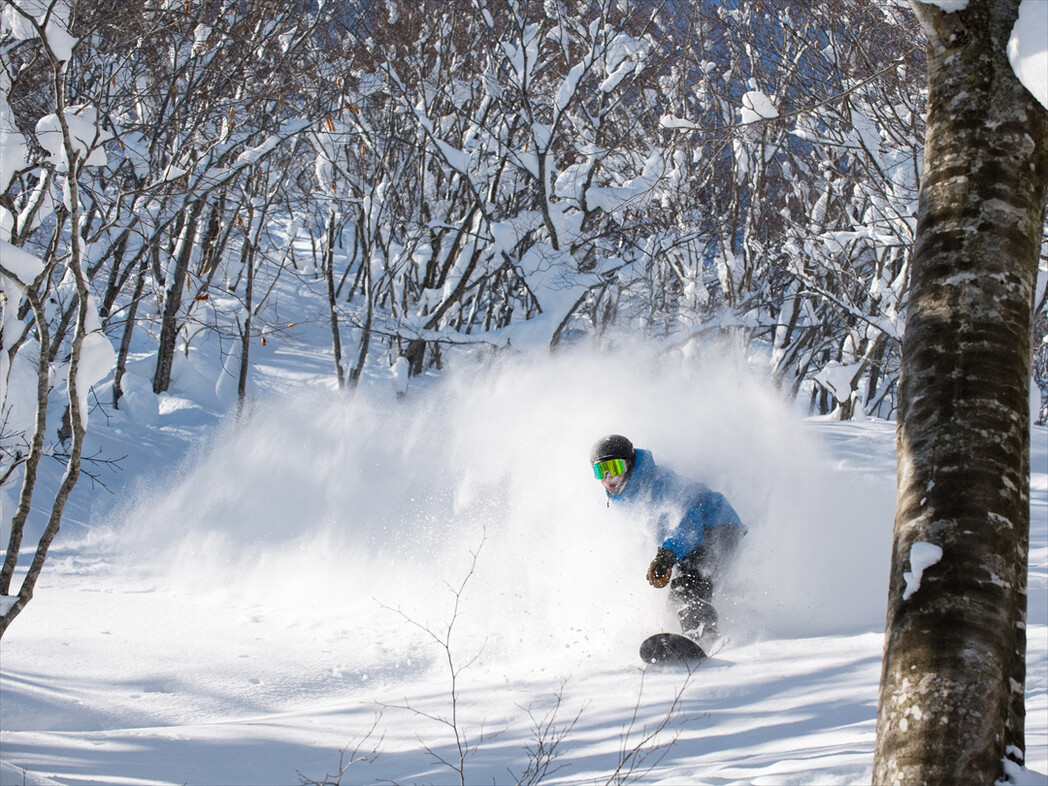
[0,347,1045,786]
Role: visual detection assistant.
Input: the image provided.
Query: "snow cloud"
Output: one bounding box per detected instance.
[108,340,895,665]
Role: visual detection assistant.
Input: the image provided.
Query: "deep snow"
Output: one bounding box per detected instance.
[0,344,1046,786]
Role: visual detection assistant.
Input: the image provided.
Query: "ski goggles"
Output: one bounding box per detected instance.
[593,458,628,479]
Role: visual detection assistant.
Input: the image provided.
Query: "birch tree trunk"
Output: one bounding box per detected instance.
[874,1,1048,782]
[0,13,99,636]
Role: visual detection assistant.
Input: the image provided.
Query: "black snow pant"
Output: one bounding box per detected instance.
[669,524,744,640]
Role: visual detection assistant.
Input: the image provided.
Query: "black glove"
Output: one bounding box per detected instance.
[646,546,676,588]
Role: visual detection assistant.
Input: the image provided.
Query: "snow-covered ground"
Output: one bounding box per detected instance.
[0,343,1046,786]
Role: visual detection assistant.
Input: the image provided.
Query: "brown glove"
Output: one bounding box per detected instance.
[646,546,676,588]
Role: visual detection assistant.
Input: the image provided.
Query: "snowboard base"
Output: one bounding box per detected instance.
[639,632,708,665]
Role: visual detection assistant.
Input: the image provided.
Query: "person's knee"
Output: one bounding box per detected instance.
[678,597,718,638]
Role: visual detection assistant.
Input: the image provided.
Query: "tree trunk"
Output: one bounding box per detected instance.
[348,243,372,389]
[323,211,346,389]
[113,254,150,408]
[0,286,49,600]
[235,202,260,416]
[153,199,204,394]
[1,56,95,636]
[874,1,1048,783]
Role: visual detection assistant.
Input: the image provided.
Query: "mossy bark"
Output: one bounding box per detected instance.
[874,1,1048,783]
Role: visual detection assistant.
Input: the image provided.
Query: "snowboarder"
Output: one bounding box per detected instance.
[591,434,745,646]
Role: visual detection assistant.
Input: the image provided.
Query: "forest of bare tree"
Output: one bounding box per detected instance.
[9,0,1040,434]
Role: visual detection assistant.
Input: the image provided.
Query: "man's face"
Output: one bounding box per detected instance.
[594,458,630,495]
[601,471,629,495]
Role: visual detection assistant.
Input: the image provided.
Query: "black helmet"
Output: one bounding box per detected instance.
[590,434,635,464]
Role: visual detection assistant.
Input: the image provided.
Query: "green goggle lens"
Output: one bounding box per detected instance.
[593,458,627,479]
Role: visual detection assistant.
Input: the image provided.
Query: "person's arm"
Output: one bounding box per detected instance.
[662,488,742,558]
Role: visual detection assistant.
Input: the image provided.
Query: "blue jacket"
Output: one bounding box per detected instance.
[607,449,745,559]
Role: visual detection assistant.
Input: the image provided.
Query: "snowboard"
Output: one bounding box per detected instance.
[639,632,708,665]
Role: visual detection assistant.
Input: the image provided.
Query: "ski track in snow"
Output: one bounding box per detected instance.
[1,347,1046,786]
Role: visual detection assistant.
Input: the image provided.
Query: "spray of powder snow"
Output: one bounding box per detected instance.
[112,344,892,669]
